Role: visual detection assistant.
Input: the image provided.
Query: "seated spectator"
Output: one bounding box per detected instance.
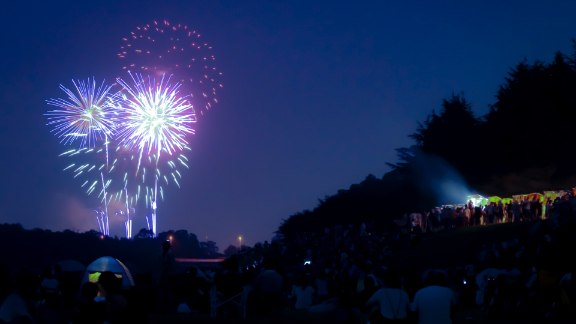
[333,291,360,324]
[97,271,127,323]
[36,293,69,324]
[461,276,478,307]
[290,276,315,310]
[0,273,38,323]
[355,276,377,312]
[365,270,410,323]
[465,259,477,278]
[315,272,329,301]
[41,267,59,295]
[253,258,283,315]
[73,282,106,324]
[411,273,458,324]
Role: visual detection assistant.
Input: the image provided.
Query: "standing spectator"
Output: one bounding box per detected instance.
[513,199,521,222]
[532,197,541,220]
[411,273,458,324]
[523,197,532,221]
[545,199,552,218]
[474,205,482,226]
[463,206,470,227]
[497,202,504,223]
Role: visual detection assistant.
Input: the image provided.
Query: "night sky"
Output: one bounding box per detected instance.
[1,1,575,248]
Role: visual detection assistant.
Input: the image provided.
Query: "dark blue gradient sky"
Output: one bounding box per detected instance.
[1,0,575,248]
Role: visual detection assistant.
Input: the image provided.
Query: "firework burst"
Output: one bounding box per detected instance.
[114,72,196,236]
[46,78,118,148]
[118,20,222,115]
[116,72,196,172]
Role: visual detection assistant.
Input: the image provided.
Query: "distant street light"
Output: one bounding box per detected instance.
[238,236,242,250]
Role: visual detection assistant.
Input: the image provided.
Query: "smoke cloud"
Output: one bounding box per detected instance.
[408,149,472,206]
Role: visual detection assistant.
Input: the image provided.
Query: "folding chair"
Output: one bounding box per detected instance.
[210,273,252,318]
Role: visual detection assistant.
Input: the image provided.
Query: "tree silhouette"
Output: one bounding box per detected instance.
[277,41,576,240]
[223,245,238,257]
[135,228,154,239]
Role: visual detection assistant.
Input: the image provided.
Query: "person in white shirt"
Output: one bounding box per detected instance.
[411,273,458,324]
[41,268,59,294]
[290,276,315,310]
[463,207,471,227]
[365,270,410,323]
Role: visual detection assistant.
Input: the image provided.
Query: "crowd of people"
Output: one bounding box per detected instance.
[0,199,575,324]
[397,193,576,232]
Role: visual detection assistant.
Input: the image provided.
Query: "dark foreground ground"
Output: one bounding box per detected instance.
[147,305,572,324]
[148,222,570,324]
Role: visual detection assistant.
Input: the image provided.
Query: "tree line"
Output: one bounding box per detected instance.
[277,40,576,240]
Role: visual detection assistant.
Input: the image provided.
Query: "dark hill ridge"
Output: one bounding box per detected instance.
[0,224,221,273]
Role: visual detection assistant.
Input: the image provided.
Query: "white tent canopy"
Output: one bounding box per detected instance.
[80,256,135,289]
[55,259,86,273]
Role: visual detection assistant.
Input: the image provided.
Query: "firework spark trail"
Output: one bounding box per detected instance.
[46,78,118,148]
[114,72,195,236]
[100,172,110,236]
[95,210,106,234]
[124,187,132,238]
[118,20,222,115]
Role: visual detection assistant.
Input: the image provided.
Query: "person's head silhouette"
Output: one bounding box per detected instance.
[162,241,171,256]
[81,282,99,302]
[98,271,121,296]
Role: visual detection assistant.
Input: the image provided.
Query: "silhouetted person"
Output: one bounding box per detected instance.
[98,271,127,323]
[0,273,37,323]
[523,198,532,221]
[73,282,106,324]
[334,291,360,324]
[41,267,59,296]
[315,272,329,301]
[156,240,174,312]
[290,276,315,310]
[474,206,482,226]
[253,258,283,315]
[461,276,478,307]
[411,273,457,324]
[355,276,377,311]
[365,269,410,323]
